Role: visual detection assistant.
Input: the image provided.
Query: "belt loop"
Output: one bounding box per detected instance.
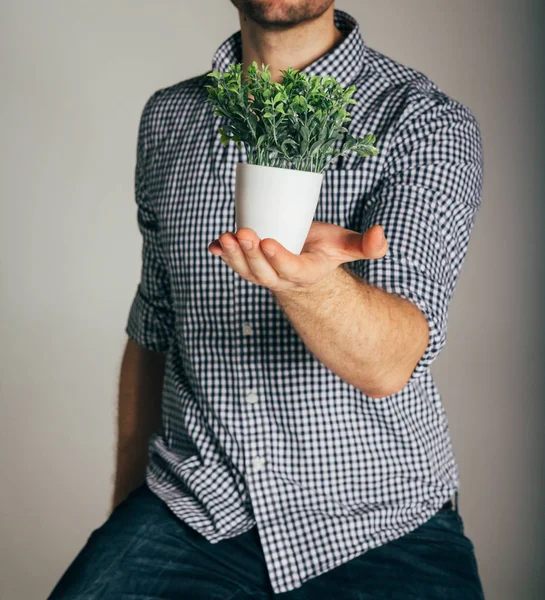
[454,490,459,515]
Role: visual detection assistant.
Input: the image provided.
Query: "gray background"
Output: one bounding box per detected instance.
[1,1,544,598]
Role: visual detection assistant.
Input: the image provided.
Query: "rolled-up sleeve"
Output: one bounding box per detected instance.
[350,95,484,382]
[125,93,174,353]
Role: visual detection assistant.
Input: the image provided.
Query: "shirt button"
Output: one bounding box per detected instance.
[242,322,254,336]
[252,456,265,472]
[246,390,259,405]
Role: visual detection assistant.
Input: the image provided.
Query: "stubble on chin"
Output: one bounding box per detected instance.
[229,0,334,30]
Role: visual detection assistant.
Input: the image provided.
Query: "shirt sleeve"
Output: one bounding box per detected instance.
[125,92,174,353]
[348,94,484,383]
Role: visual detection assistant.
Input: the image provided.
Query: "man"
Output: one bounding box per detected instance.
[49,2,485,598]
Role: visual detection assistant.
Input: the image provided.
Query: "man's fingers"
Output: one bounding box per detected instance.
[210,223,388,290]
[259,238,323,283]
[361,224,388,259]
[311,223,388,262]
[216,232,257,282]
[234,228,283,288]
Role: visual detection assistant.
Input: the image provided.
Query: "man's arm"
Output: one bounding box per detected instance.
[112,339,165,509]
[272,264,429,398]
[113,91,173,509]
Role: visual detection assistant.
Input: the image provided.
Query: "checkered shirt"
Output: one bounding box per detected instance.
[125,8,484,594]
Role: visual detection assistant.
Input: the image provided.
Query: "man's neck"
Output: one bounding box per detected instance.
[237,4,344,83]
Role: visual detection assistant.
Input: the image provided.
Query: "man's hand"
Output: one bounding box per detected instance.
[208,222,389,293]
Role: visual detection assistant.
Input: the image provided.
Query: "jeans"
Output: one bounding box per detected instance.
[48,484,485,599]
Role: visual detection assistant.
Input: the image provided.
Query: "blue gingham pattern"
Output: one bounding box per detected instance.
[125,8,483,594]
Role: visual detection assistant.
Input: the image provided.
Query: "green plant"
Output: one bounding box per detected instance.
[205,61,379,173]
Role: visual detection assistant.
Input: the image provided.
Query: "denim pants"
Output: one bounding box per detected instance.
[48,484,485,599]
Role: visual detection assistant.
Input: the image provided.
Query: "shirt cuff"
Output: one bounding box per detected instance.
[125,285,173,353]
[351,254,448,384]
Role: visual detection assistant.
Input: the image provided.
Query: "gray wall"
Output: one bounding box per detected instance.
[1,1,543,598]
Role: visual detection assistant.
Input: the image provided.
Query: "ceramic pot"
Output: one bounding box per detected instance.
[234,162,324,255]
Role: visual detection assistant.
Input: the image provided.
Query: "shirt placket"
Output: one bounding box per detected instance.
[225,140,267,506]
[227,143,301,592]
[234,280,302,592]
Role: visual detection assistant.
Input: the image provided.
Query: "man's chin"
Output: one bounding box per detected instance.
[230,0,333,30]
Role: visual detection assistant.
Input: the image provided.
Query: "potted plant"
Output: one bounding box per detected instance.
[205,61,379,254]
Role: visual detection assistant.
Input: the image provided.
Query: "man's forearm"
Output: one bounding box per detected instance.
[113,339,165,509]
[272,264,429,398]
[113,434,151,509]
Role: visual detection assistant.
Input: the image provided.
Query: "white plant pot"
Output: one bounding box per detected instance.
[235,162,325,255]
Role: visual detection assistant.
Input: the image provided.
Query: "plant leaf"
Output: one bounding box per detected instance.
[341,137,358,153]
[204,61,379,169]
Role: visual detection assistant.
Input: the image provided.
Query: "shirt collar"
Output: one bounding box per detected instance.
[210,8,366,88]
